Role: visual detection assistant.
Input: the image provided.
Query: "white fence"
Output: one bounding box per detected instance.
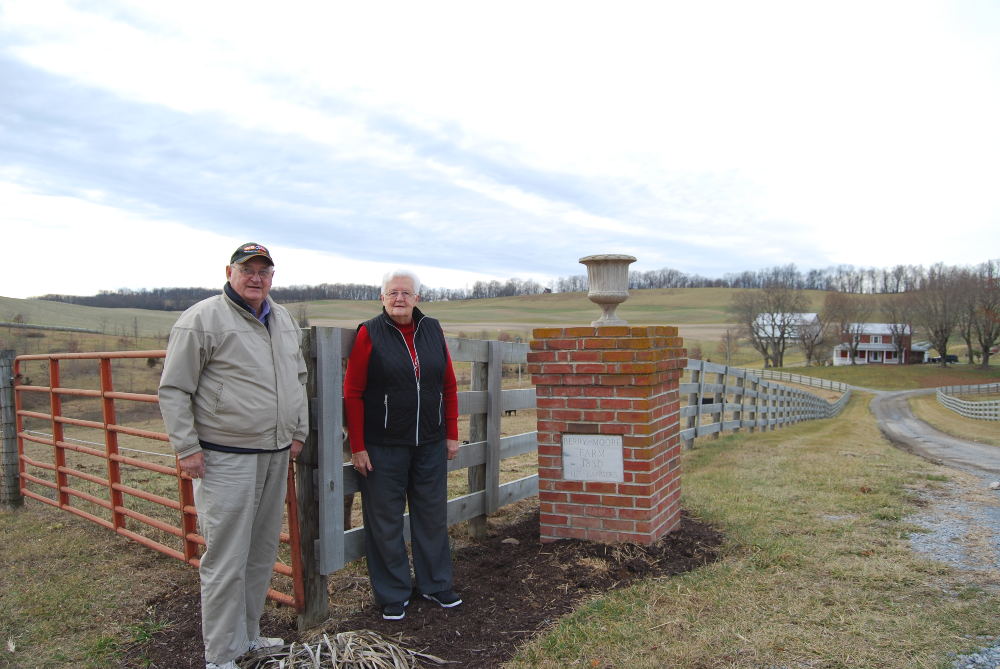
[936,383,1000,421]
[680,360,851,449]
[738,368,852,393]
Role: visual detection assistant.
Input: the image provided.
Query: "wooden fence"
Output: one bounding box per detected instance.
[936,382,1000,421]
[680,360,851,449]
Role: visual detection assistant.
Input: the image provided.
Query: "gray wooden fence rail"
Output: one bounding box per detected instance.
[936,383,1000,421]
[737,368,852,393]
[680,360,851,449]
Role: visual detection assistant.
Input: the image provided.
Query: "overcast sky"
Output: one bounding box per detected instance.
[2,0,999,299]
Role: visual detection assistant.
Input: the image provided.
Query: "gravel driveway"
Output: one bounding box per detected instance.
[869,388,1000,668]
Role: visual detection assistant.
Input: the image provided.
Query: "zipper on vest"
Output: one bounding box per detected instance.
[383,394,388,429]
[389,316,424,447]
[438,391,443,425]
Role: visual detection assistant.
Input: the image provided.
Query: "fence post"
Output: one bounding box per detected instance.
[297,328,329,630]
[485,341,503,514]
[467,357,488,539]
[1,350,22,509]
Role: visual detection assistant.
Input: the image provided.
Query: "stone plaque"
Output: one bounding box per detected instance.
[562,434,624,482]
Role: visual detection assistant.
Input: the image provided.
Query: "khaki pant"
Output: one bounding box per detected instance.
[194,449,289,665]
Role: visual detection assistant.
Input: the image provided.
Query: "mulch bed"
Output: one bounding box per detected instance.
[121,508,723,668]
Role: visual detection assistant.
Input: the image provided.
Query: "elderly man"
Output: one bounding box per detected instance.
[159,242,308,669]
[344,269,462,620]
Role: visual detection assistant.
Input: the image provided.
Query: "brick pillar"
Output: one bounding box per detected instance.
[528,326,685,544]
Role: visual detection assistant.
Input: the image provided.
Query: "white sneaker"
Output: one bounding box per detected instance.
[206,662,237,669]
[248,635,284,652]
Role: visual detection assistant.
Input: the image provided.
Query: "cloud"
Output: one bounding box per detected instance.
[1,0,999,298]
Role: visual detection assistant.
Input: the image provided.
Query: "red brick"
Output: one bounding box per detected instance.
[602,495,635,508]
[620,483,653,496]
[595,326,630,336]
[619,362,656,374]
[582,338,618,349]
[552,409,583,421]
[574,363,606,374]
[532,328,565,339]
[598,423,630,435]
[546,339,580,350]
[568,492,602,505]
[540,514,568,525]
[602,350,635,362]
[568,350,602,362]
[567,398,599,410]
[581,410,615,422]
[564,326,597,337]
[620,337,653,349]
[564,375,596,385]
[536,397,568,409]
[603,518,636,532]
[617,411,648,423]
[531,374,563,386]
[552,526,588,540]
[584,505,618,518]
[540,363,575,374]
[538,455,561,468]
[526,351,557,363]
[570,516,603,529]
[566,422,599,434]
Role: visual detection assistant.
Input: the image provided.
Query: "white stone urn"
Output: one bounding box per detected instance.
[579,254,637,326]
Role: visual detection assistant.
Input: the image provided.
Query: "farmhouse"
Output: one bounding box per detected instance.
[832,323,930,365]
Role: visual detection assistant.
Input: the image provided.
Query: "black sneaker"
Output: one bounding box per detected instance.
[381,599,409,620]
[422,589,462,608]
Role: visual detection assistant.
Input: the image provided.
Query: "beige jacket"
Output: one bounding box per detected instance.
[158,292,309,459]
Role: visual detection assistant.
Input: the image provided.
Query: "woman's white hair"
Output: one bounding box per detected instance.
[381,269,421,295]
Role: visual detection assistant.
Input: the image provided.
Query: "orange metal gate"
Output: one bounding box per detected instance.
[13,350,304,610]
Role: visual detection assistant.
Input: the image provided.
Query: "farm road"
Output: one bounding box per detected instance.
[869,388,1000,477]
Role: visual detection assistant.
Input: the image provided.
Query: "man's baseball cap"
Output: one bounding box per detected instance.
[230,242,273,265]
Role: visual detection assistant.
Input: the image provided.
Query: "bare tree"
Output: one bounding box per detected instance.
[797,313,827,366]
[823,292,873,365]
[730,284,808,368]
[879,293,915,364]
[911,264,962,367]
[972,260,1000,368]
[952,268,978,364]
[716,328,740,366]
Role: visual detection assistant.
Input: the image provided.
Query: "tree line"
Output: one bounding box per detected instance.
[35,259,997,314]
[728,261,1000,369]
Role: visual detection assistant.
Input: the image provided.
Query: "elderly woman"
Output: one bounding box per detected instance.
[343,269,462,620]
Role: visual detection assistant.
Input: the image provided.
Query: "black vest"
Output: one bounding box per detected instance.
[361,307,447,447]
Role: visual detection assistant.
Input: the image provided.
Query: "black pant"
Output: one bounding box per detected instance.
[360,440,454,605]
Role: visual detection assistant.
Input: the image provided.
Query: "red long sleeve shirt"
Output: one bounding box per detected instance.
[343,320,459,453]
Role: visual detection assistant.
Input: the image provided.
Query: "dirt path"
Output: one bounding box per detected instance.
[869,389,1000,477]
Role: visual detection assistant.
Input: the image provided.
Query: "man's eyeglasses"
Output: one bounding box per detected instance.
[384,291,414,300]
[237,266,274,280]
